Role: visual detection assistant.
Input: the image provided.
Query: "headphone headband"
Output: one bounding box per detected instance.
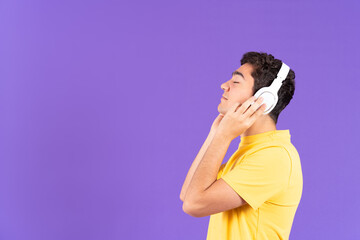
[270,62,290,91]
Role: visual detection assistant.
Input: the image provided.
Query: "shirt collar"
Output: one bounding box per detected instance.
[239,129,291,146]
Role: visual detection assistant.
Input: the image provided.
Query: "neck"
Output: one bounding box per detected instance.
[240,115,277,138]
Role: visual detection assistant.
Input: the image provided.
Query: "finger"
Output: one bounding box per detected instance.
[243,96,265,118]
[229,102,242,113]
[235,96,257,115]
[249,102,267,122]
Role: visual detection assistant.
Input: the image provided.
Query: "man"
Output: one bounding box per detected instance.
[179,51,303,240]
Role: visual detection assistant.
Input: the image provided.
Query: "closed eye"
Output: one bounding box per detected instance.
[233,82,239,83]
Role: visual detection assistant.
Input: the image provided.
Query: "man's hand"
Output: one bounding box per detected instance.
[210,113,225,135]
[216,96,266,141]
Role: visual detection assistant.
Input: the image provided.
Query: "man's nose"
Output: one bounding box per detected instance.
[221,81,229,91]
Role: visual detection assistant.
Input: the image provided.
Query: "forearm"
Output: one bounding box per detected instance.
[184,132,232,203]
[180,132,216,201]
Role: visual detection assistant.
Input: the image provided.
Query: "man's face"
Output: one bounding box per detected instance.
[218,63,255,115]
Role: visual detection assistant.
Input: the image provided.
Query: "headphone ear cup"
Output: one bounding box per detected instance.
[261,91,277,114]
[253,87,278,115]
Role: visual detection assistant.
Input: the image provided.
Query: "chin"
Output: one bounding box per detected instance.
[217,106,227,115]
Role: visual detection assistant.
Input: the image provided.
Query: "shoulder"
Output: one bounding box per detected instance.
[247,144,290,158]
[245,145,291,168]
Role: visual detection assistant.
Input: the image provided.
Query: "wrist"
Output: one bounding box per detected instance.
[213,130,232,144]
[206,131,216,143]
[208,130,216,137]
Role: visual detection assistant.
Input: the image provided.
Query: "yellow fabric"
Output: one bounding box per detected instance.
[206,129,303,240]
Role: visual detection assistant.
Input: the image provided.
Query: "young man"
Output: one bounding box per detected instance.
[180,51,303,240]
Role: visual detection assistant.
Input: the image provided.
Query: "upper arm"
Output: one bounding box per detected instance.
[183,147,291,216]
[183,178,248,217]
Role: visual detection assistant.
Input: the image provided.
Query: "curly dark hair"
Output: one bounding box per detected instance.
[240,51,296,124]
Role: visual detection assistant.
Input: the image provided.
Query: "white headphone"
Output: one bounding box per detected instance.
[252,62,290,115]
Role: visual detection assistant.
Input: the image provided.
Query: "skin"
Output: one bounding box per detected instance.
[182,93,268,217]
[181,63,279,217]
[217,63,277,137]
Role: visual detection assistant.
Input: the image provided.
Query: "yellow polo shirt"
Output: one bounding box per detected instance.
[206,130,303,240]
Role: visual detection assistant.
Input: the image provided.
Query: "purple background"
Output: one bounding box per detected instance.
[0,0,359,239]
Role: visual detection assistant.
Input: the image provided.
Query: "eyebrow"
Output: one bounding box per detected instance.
[232,71,245,80]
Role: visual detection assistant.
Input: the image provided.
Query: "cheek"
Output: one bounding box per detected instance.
[228,95,248,106]
[231,87,252,101]
[228,92,243,103]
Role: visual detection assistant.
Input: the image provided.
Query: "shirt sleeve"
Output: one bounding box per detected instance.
[220,146,291,211]
[216,163,226,180]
